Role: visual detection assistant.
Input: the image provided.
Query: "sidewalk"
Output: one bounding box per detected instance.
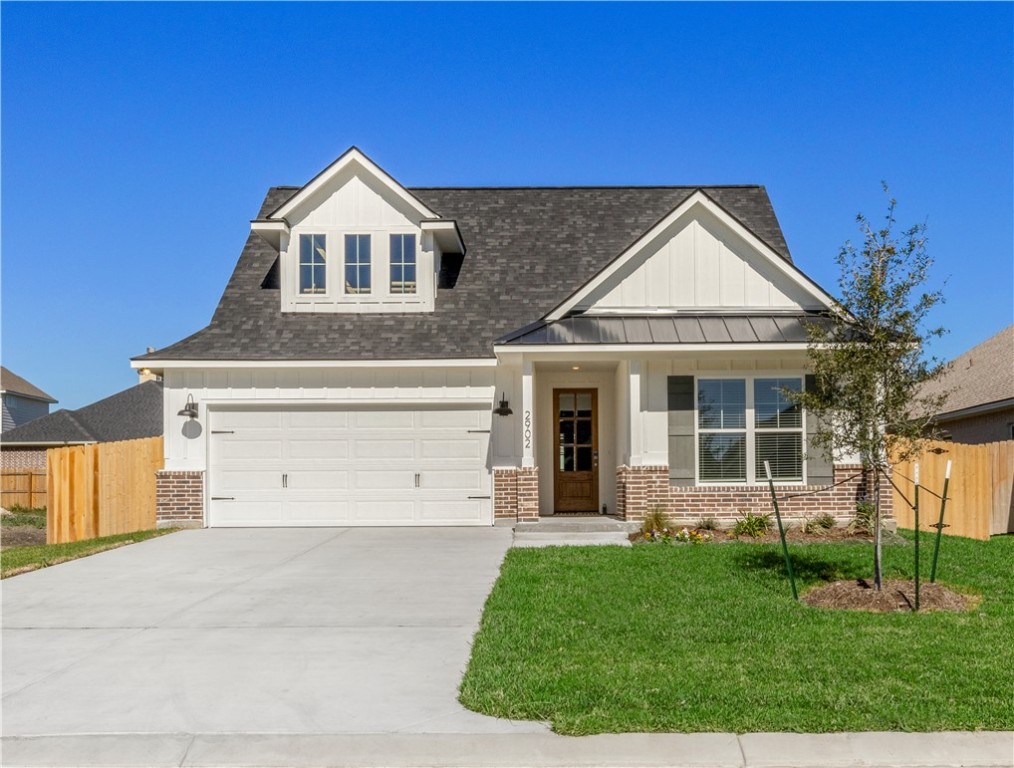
[3,731,1011,767]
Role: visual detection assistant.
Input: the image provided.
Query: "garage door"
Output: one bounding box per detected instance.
[208,406,491,527]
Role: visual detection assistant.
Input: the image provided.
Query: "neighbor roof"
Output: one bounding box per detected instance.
[0,367,57,403]
[920,325,1014,419]
[137,185,795,362]
[0,380,163,446]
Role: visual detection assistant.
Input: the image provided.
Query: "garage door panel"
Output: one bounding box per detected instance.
[286,470,349,490]
[209,406,491,527]
[353,411,415,429]
[354,439,415,460]
[288,439,349,460]
[420,439,483,460]
[419,500,486,521]
[216,469,282,492]
[355,469,414,490]
[424,470,484,490]
[217,439,283,462]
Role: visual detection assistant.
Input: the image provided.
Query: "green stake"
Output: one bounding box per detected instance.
[764,460,798,601]
[913,463,920,612]
[930,460,952,583]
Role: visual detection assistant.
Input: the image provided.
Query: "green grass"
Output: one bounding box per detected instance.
[460,533,1014,735]
[1,528,178,578]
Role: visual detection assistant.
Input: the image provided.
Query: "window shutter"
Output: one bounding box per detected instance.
[804,374,833,486]
[668,376,695,486]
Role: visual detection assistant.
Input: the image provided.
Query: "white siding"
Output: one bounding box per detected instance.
[163,366,496,472]
[578,206,818,312]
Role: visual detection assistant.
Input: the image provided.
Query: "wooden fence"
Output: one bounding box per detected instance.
[47,437,164,544]
[892,440,1014,540]
[1,470,47,509]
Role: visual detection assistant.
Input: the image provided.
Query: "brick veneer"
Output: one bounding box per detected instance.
[155,470,204,528]
[617,464,892,527]
[493,467,540,522]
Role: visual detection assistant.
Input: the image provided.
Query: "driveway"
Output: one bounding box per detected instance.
[2,528,547,737]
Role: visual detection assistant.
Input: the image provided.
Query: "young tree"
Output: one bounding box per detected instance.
[795,188,948,589]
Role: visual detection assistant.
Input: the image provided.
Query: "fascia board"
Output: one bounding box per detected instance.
[545,191,836,321]
[266,147,437,222]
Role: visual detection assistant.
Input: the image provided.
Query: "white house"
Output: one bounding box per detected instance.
[135,147,879,529]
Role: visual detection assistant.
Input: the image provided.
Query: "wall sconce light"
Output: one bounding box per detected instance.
[177,394,199,420]
[493,392,513,417]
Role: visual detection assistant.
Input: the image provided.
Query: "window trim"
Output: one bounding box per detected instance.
[298,233,328,296]
[343,233,372,296]
[693,373,807,486]
[389,233,417,295]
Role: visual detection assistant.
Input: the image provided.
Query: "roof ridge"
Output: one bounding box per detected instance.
[406,184,767,191]
[62,408,99,442]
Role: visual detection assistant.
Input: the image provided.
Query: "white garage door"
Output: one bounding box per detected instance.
[208,406,491,527]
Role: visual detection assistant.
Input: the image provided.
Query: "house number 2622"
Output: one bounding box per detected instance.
[523,411,532,449]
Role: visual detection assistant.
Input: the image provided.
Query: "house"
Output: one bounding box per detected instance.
[134,147,884,529]
[920,325,1014,444]
[0,380,164,471]
[1,367,57,434]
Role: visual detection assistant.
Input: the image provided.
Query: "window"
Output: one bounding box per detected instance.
[697,380,747,482]
[696,377,804,484]
[344,234,371,294]
[390,234,417,294]
[299,234,327,294]
[754,378,803,481]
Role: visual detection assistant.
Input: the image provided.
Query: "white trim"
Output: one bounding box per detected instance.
[496,343,811,356]
[545,191,835,321]
[267,148,436,223]
[1,441,98,447]
[420,220,466,255]
[201,397,491,408]
[132,358,498,370]
[249,219,290,250]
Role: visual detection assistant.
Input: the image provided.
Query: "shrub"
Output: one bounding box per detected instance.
[697,517,719,531]
[801,513,836,535]
[641,507,674,537]
[732,511,771,538]
[849,500,879,534]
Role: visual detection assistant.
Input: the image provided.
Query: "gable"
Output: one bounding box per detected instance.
[554,192,832,318]
[285,164,423,231]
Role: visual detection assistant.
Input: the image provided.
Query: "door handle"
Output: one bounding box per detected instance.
[282,473,288,488]
[414,473,421,488]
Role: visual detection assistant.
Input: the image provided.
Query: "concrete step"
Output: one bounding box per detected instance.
[512,531,633,548]
[514,517,641,534]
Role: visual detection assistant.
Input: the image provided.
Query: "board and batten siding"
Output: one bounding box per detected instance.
[577,207,815,312]
[163,366,497,472]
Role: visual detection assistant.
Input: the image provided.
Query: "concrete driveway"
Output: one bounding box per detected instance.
[2,527,547,737]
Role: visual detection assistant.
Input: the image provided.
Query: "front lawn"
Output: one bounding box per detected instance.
[460,533,1014,735]
[1,528,177,578]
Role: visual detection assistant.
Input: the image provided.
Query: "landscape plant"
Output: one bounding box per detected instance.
[792,189,948,589]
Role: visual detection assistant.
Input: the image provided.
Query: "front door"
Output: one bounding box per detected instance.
[553,389,599,513]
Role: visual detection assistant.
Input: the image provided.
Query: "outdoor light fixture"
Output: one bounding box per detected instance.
[493,392,513,417]
[177,394,199,420]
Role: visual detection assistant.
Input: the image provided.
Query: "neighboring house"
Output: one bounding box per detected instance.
[135,147,883,529]
[1,367,57,434]
[0,380,163,471]
[920,325,1014,444]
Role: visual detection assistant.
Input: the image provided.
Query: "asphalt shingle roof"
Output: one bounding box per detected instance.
[920,325,1014,417]
[0,367,57,403]
[1,380,163,446]
[139,185,795,362]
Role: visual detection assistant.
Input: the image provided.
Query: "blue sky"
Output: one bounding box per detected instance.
[3,2,1011,410]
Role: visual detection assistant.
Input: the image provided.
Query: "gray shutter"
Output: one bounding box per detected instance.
[804,374,833,486]
[668,376,695,486]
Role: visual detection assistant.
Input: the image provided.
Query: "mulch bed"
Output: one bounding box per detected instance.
[803,579,974,613]
[629,528,905,545]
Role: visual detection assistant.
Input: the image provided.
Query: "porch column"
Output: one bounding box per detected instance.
[628,360,643,466]
[517,359,539,521]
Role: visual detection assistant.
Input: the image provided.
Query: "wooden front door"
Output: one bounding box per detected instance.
[553,389,598,513]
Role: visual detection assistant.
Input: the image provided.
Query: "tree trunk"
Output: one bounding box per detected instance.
[873,464,883,590]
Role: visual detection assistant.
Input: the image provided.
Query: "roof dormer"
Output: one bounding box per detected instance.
[251,147,465,314]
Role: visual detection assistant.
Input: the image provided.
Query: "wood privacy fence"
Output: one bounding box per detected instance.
[1,470,47,509]
[892,440,1014,540]
[47,437,164,544]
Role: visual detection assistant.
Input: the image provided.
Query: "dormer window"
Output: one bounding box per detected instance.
[299,234,327,294]
[390,234,417,295]
[344,235,371,295]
